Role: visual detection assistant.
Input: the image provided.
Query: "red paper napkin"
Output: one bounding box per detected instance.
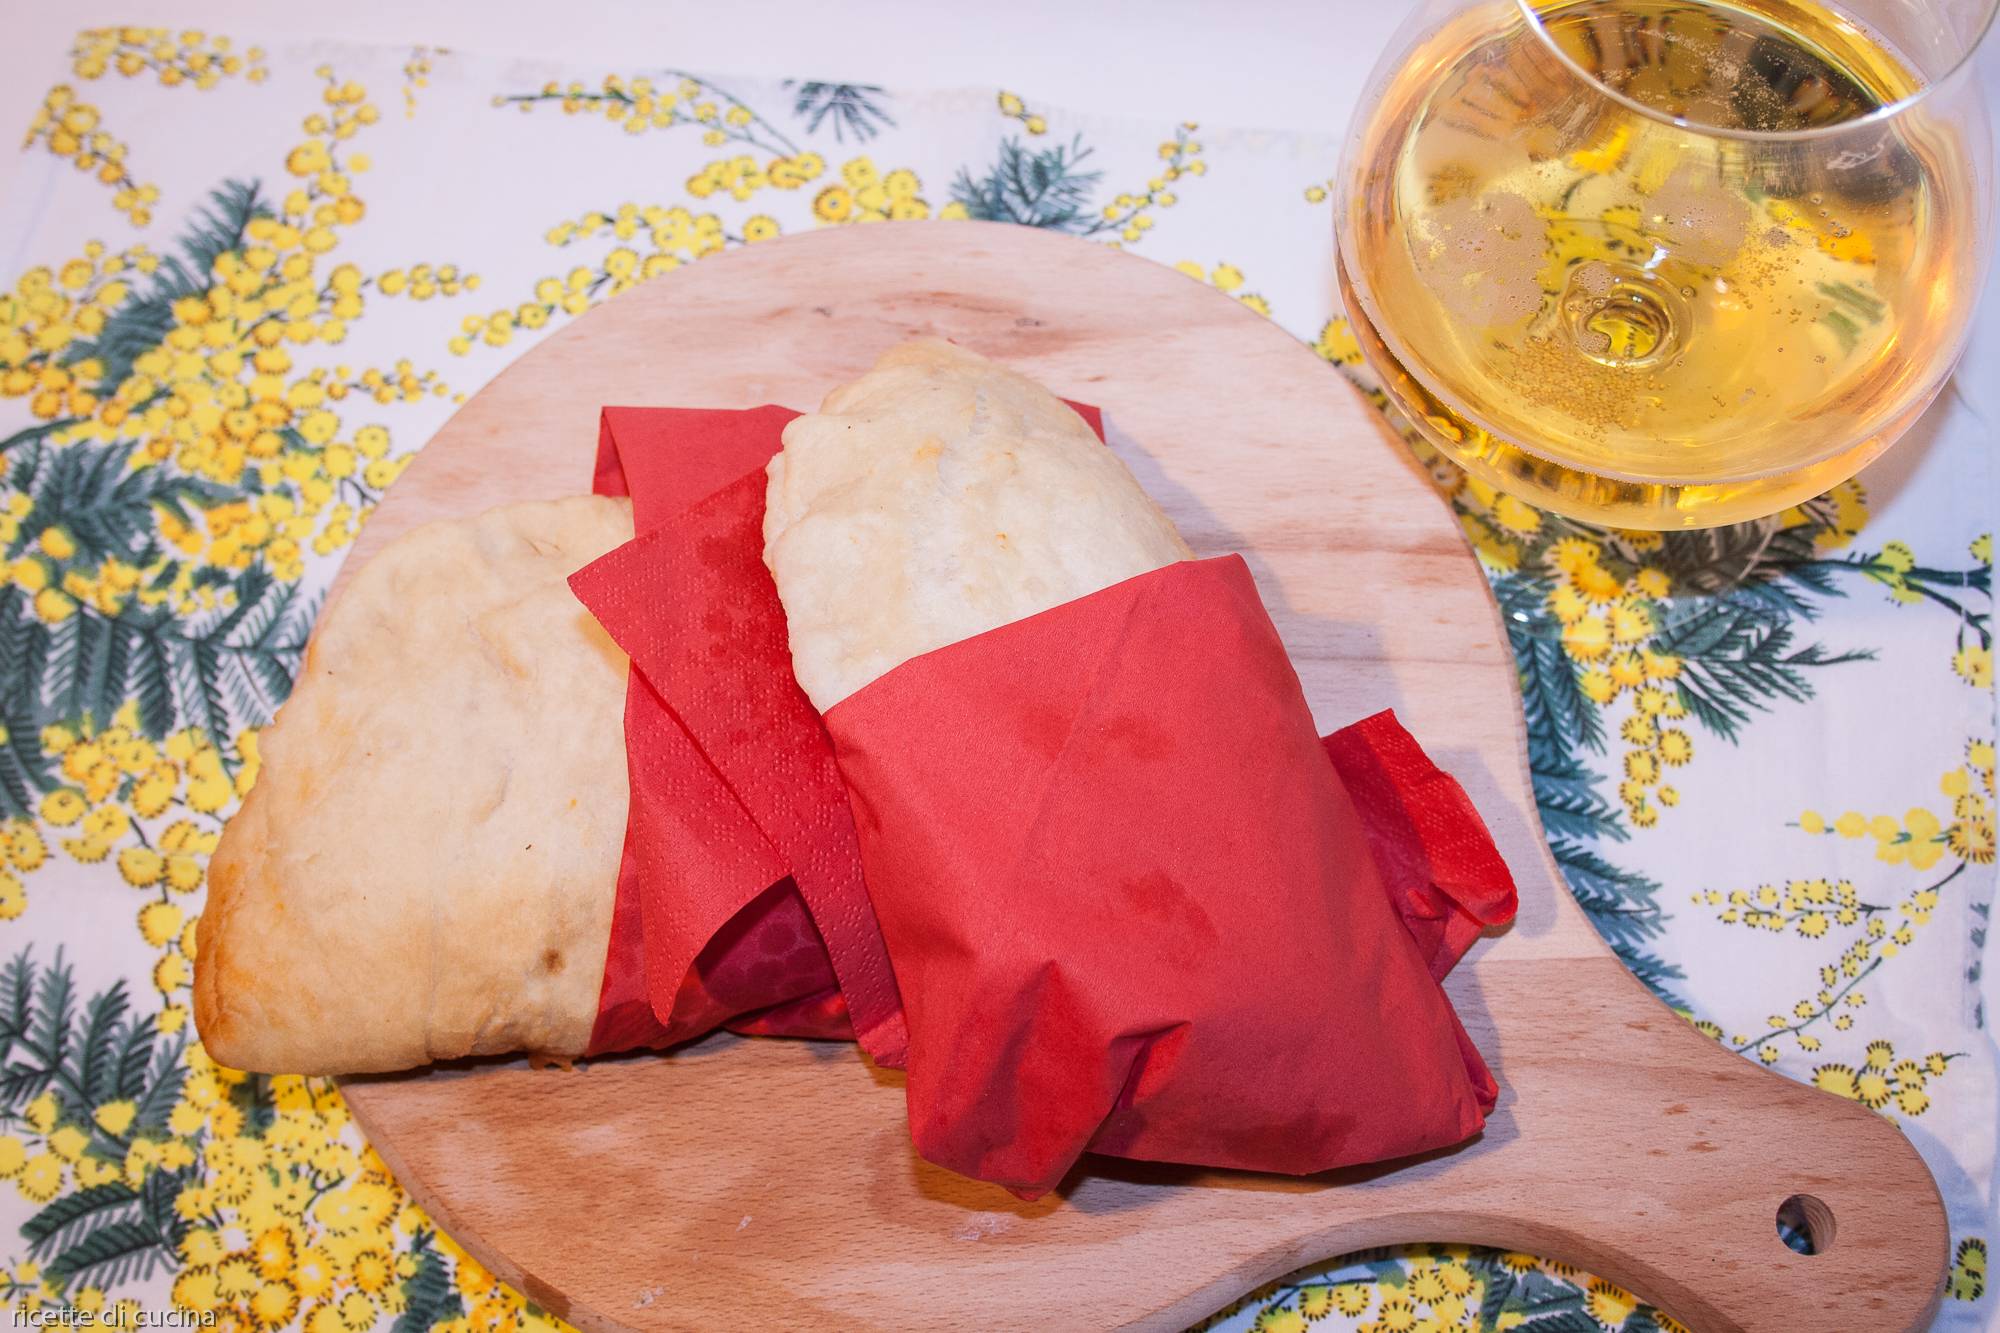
[1323,713,1517,979]
[569,403,1516,1198]
[576,402,1103,1062]
[824,555,1506,1194]
[577,407,905,1063]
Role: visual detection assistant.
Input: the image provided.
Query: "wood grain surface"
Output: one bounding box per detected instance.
[336,222,1946,1332]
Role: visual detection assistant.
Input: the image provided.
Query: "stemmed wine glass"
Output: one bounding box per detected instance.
[1337,0,1997,528]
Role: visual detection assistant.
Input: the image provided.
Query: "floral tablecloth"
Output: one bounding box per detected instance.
[0,26,1993,1333]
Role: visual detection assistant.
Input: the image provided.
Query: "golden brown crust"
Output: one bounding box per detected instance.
[197,496,634,1074]
[764,340,1190,710]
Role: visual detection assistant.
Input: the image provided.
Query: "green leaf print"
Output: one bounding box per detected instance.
[784,82,895,142]
[950,135,1105,233]
[66,181,271,394]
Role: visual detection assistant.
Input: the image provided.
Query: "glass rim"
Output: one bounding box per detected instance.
[1513,0,2000,143]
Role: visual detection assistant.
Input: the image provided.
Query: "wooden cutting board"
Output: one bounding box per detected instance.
[336,222,1946,1332]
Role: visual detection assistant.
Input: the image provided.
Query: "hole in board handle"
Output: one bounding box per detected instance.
[1777,1193,1836,1255]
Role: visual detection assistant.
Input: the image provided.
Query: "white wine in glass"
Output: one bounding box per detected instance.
[1337,0,1997,528]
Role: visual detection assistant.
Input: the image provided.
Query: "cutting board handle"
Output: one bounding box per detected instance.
[1402,954,1950,1333]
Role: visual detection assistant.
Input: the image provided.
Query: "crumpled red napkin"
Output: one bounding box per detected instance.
[825,555,1514,1192]
[577,407,904,1064]
[569,403,1516,1196]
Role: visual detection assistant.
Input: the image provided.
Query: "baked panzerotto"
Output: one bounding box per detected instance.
[196,496,632,1074]
[764,339,1190,710]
